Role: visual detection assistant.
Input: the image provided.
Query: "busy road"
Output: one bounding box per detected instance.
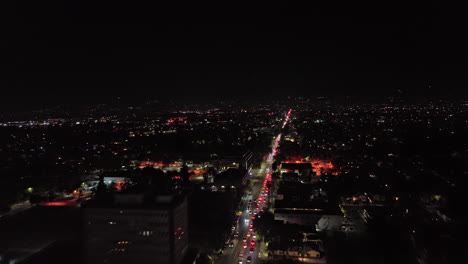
[216,110,291,264]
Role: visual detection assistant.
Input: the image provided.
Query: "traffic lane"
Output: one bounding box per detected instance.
[221,227,244,264]
[236,194,261,263]
[242,126,282,262]
[236,232,251,263]
[231,219,246,263]
[245,183,268,261]
[240,237,258,264]
[230,238,242,264]
[217,198,249,264]
[245,161,273,262]
[225,140,277,264]
[230,200,252,264]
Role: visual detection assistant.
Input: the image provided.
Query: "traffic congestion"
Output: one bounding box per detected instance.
[219,112,289,264]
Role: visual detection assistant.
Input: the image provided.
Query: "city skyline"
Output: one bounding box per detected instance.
[3,1,466,264]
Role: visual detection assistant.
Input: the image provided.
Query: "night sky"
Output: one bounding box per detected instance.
[8,1,467,109]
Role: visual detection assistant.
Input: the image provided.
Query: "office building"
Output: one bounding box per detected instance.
[83,193,188,264]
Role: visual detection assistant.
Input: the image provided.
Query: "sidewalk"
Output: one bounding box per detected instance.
[258,241,269,260]
[0,200,31,218]
[258,241,327,264]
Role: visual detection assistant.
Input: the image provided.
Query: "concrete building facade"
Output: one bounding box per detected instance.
[83,193,188,264]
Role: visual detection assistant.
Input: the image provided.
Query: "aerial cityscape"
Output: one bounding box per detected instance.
[4,1,467,264]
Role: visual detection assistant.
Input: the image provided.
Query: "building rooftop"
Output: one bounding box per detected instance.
[83,192,186,210]
[281,163,312,171]
[275,199,342,216]
[277,182,324,194]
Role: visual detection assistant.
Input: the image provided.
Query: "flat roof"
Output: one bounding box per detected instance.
[83,192,186,210]
[281,163,312,170]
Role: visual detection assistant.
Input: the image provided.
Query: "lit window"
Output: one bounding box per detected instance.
[139,231,153,236]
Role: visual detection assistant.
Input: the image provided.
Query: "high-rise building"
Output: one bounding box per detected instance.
[83,193,188,264]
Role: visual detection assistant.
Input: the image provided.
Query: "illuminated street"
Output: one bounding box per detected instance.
[5,3,466,263]
[215,111,290,264]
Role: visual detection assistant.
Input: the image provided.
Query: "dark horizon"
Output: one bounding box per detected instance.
[9,1,467,110]
[1,93,466,116]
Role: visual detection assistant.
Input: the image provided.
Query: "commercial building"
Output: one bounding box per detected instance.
[216,151,253,172]
[274,182,342,230]
[83,193,188,264]
[279,162,313,182]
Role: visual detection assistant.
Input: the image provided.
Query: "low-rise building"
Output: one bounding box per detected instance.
[274,182,341,229]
